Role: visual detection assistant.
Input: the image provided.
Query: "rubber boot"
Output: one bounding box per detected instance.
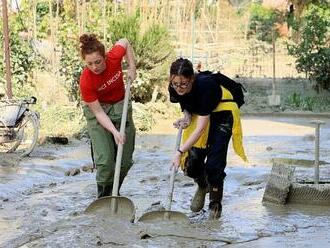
[190,176,208,212]
[97,174,127,198]
[208,184,223,220]
[97,184,112,198]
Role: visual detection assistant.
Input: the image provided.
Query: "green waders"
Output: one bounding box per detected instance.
[83,100,136,198]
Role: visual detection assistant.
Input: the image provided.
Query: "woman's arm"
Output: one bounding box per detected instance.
[179,115,209,153]
[173,110,192,129]
[86,100,124,145]
[172,115,209,168]
[115,38,136,81]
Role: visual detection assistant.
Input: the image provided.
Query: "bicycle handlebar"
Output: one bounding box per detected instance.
[23,97,37,104]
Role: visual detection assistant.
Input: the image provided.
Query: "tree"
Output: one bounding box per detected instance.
[0,3,43,97]
[289,0,323,41]
[287,3,330,92]
[247,3,283,43]
[290,0,320,20]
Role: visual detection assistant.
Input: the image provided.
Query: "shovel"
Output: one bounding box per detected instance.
[85,79,135,222]
[138,127,189,223]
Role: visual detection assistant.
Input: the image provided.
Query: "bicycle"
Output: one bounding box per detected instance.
[0,96,40,157]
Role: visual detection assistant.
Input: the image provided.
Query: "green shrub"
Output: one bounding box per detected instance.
[285,92,330,111]
[247,3,282,43]
[0,14,43,98]
[59,40,83,103]
[108,12,175,103]
[287,3,330,91]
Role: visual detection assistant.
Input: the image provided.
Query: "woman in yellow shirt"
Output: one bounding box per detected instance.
[169,58,247,220]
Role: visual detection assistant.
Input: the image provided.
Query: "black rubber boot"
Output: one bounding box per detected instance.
[190,176,209,212]
[208,183,224,220]
[97,184,112,198]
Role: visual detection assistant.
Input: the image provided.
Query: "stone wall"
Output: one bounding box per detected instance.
[236,77,330,112]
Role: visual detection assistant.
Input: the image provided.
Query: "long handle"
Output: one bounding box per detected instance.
[165,126,183,211]
[310,120,325,184]
[314,124,320,184]
[112,80,131,196]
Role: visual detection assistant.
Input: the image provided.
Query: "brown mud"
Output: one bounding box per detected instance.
[1,116,330,247]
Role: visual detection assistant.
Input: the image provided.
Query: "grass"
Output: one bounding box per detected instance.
[34,104,86,139]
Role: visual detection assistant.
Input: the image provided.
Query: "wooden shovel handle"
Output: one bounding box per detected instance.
[165,126,183,211]
[112,79,131,196]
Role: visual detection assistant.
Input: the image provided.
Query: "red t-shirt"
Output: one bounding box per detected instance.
[80,44,126,103]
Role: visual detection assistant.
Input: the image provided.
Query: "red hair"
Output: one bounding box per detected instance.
[79,34,105,59]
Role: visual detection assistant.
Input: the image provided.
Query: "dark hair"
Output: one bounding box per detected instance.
[79,34,105,59]
[170,58,194,78]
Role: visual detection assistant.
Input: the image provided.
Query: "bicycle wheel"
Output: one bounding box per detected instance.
[11,113,39,157]
[0,129,19,153]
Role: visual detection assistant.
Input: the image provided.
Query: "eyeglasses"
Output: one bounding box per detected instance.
[170,79,191,89]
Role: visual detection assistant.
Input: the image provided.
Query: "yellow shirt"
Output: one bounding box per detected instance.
[180,86,248,169]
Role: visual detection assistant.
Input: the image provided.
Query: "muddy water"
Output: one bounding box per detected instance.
[0,116,330,247]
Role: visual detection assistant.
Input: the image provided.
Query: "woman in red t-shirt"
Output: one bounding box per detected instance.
[79,34,136,198]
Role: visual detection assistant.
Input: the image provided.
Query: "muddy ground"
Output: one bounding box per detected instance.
[1,115,330,248]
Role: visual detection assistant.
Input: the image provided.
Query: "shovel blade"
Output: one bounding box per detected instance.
[85,196,135,222]
[138,210,189,223]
